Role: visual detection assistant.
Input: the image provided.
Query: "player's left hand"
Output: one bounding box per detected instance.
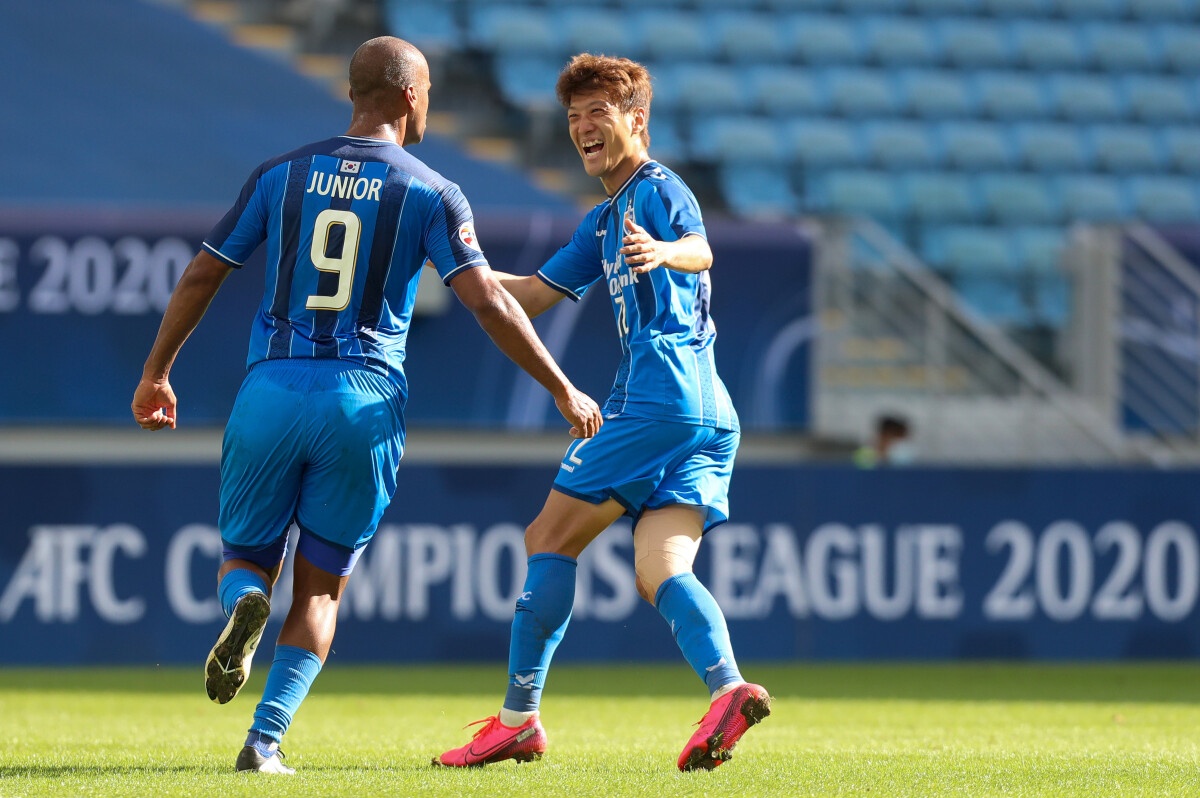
[132,377,178,431]
[620,217,670,274]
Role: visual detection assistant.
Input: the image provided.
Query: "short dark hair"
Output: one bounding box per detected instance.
[348,36,423,99]
[555,53,652,148]
[878,415,910,437]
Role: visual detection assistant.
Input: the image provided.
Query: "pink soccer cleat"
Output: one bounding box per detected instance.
[678,682,772,771]
[434,714,547,767]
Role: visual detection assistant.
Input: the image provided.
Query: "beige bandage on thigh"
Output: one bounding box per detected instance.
[634,525,703,601]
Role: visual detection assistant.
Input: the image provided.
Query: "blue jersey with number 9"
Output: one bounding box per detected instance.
[202,135,486,401]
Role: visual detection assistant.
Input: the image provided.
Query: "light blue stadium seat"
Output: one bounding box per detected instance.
[901,171,981,220]
[766,0,836,9]
[982,0,1055,16]
[1012,123,1090,171]
[861,16,939,65]
[863,121,938,167]
[747,67,828,116]
[975,72,1049,119]
[648,117,686,165]
[978,173,1062,223]
[720,166,800,218]
[1010,21,1086,70]
[922,225,1018,272]
[826,68,900,116]
[939,122,1014,169]
[786,15,863,63]
[690,116,785,164]
[911,0,982,14]
[1128,0,1195,18]
[1128,176,1200,221]
[1059,0,1126,16]
[786,119,864,165]
[838,0,911,13]
[384,2,459,52]
[1033,273,1072,328]
[493,57,561,109]
[1161,126,1200,172]
[648,67,683,113]
[671,65,750,114]
[611,0,689,5]
[1047,74,1124,121]
[556,8,634,58]
[469,6,557,54]
[1159,26,1200,72]
[1121,76,1196,122]
[694,0,761,6]
[809,170,904,218]
[1080,23,1158,71]
[1013,226,1067,272]
[956,275,1033,326]
[899,70,976,118]
[634,11,711,61]
[713,12,787,62]
[1056,174,1129,218]
[937,20,1013,67]
[1088,125,1165,172]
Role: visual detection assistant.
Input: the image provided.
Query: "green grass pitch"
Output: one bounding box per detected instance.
[2,663,1200,797]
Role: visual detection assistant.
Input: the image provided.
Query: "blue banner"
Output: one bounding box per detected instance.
[3,464,1200,664]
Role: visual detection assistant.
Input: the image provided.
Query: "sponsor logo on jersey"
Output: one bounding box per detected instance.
[339,160,361,174]
[459,224,482,252]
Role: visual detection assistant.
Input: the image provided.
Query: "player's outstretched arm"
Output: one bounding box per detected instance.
[131,250,233,430]
[620,217,712,275]
[488,271,566,319]
[450,266,601,438]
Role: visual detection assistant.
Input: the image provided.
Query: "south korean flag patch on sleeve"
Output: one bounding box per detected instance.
[458,223,482,252]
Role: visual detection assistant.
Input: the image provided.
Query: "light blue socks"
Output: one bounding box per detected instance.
[247,644,322,753]
[503,553,577,713]
[218,568,268,619]
[655,573,743,694]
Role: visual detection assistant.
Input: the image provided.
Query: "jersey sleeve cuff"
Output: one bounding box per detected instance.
[537,271,582,301]
[202,241,244,268]
[441,257,487,285]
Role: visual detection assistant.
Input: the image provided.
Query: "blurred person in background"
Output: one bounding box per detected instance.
[131,36,600,775]
[854,414,916,468]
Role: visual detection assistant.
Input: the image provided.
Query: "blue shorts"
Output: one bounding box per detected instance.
[552,415,739,532]
[219,358,405,576]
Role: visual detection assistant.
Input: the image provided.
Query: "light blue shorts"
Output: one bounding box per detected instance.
[552,415,739,532]
[218,358,405,576]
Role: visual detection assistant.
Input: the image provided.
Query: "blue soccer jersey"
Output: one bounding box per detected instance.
[203,135,486,398]
[537,161,738,432]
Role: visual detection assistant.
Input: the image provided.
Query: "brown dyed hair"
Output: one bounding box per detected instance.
[555,54,652,148]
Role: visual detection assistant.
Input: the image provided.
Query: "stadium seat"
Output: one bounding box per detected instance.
[899,70,976,118]
[1056,174,1129,218]
[720,166,800,218]
[634,11,711,61]
[671,65,749,113]
[1128,176,1200,221]
[862,121,938,168]
[825,69,900,116]
[836,0,910,13]
[1158,26,1200,73]
[978,173,1062,223]
[936,19,1013,67]
[764,0,836,10]
[975,72,1049,119]
[1059,0,1127,16]
[647,68,683,113]
[1047,74,1123,121]
[939,122,1014,169]
[981,0,1054,16]
[1161,126,1200,172]
[648,116,686,165]
[690,116,784,164]
[468,6,557,54]
[900,171,981,221]
[1080,23,1158,71]
[861,16,939,65]
[1010,21,1087,70]
[911,0,982,15]
[712,13,787,62]
[1013,226,1067,272]
[1033,273,1072,328]
[747,67,828,116]
[1087,125,1165,172]
[786,119,864,166]
[1128,0,1195,18]
[1012,123,1090,171]
[808,170,904,218]
[1121,76,1196,122]
[493,57,561,109]
[556,8,634,58]
[956,275,1033,327]
[786,15,863,63]
[921,225,1018,272]
[384,2,460,52]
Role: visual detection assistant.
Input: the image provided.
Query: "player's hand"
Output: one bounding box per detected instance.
[620,217,670,274]
[555,386,603,439]
[132,377,178,431]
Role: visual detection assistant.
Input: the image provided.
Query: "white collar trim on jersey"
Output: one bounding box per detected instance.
[338,134,391,144]
[606,160,658,206]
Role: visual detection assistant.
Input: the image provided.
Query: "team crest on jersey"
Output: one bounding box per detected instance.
[339,160,361,174]
[458,224,482,252]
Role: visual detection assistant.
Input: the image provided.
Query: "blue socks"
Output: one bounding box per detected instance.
[503,553,577,713]
[247,644,322,751]
[218,568,268,619]
[656,573,743,695]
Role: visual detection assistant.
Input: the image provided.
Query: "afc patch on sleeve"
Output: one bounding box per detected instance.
[458,223,482,252]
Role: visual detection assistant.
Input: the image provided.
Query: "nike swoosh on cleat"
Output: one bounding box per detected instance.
[466,727,532,760]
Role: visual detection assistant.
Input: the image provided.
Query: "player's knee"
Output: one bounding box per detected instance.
[634,553,692,606]
[524,517,581,557]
